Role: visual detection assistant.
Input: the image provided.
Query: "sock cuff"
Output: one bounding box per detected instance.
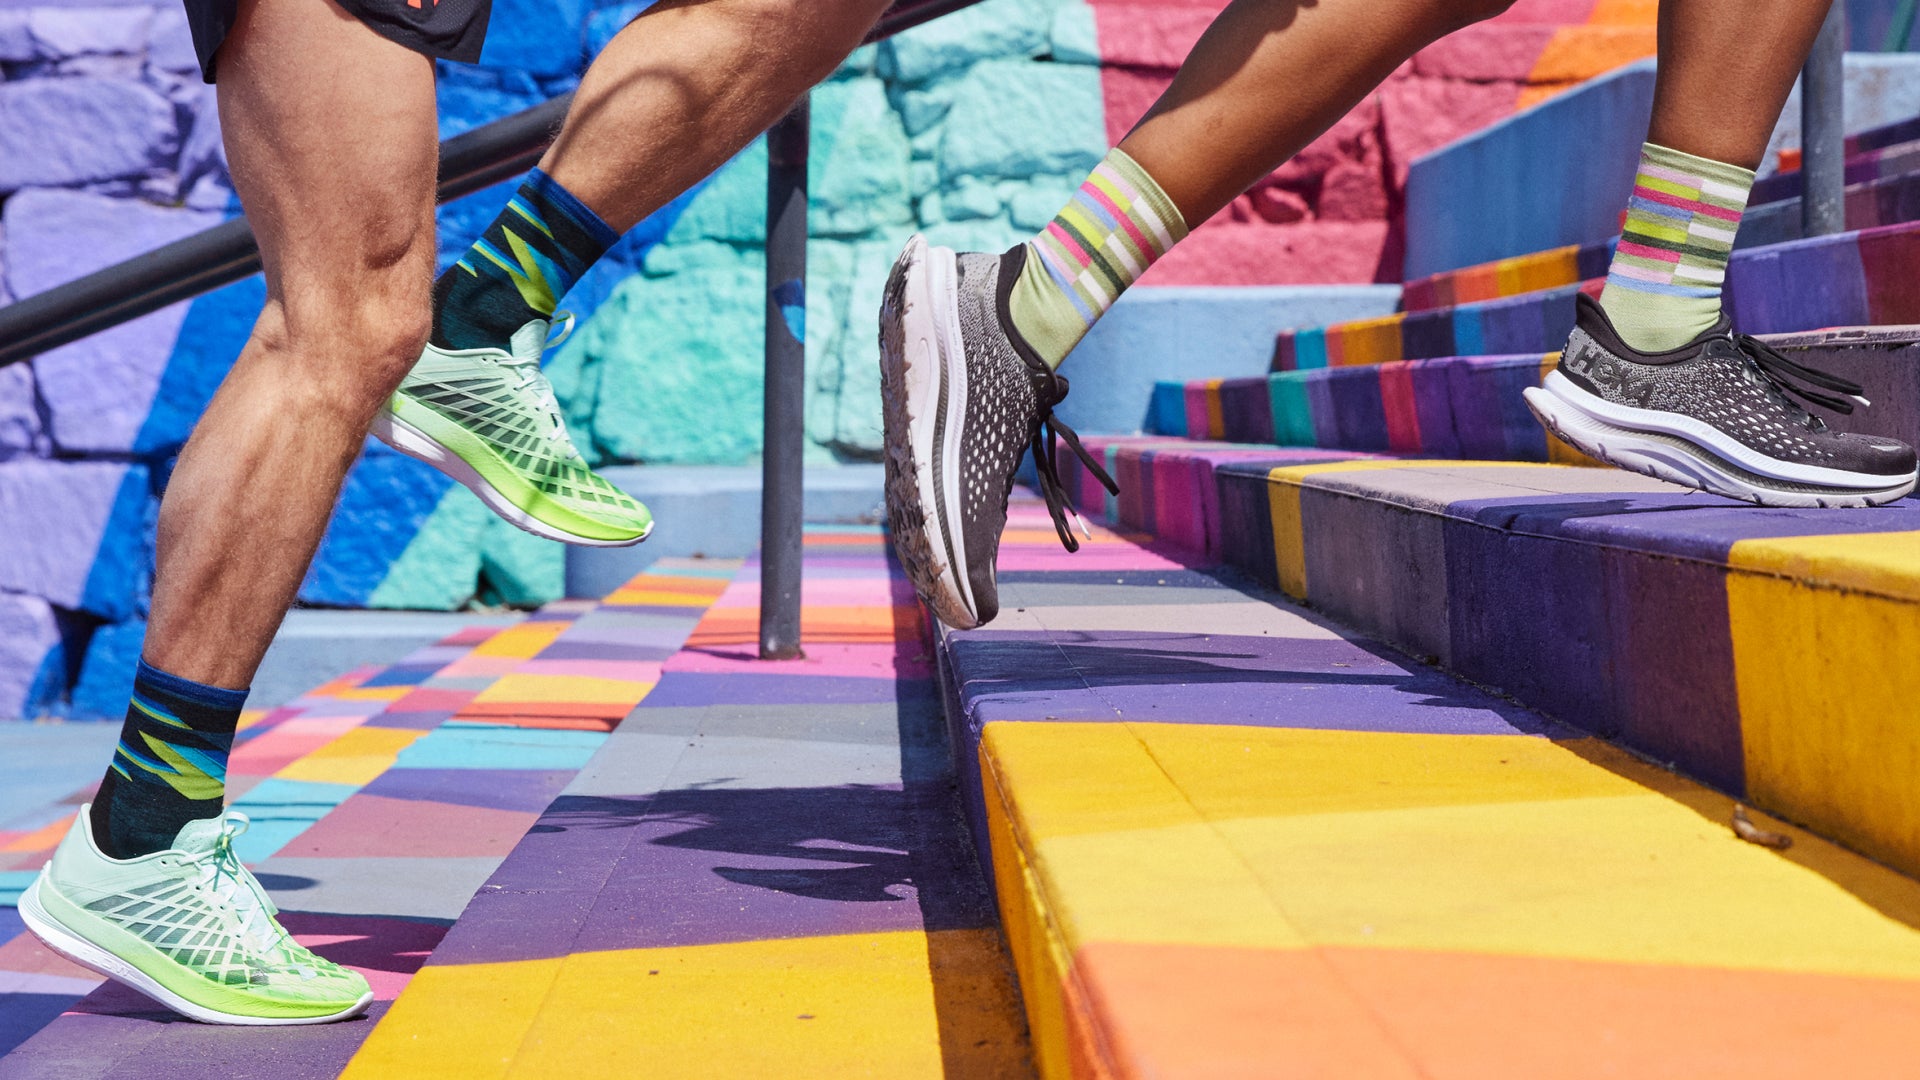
[134,660,249,714]
[1106,147,1190,244]
[1639,142,1757,195]
[524,168,620,250]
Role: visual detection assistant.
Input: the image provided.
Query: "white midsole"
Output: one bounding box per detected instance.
[1540,370,1914,490]
[369,410,651,549]
[17,875,372,1027]
[898,239,977,619]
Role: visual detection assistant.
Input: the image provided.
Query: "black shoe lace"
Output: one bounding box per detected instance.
[1024,366,1119,552]
[1734,332,1871,430]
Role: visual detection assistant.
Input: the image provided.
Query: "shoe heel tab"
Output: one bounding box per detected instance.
[48,804,108,879]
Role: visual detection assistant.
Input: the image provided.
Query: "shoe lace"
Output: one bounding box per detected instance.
[498,311,577,443]
[177,812,286,960]
[1025,366,1118,553]
[1733,332,1871,432]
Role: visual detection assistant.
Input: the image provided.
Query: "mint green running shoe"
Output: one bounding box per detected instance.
[19,808,372,1025]
[371,314,654,547]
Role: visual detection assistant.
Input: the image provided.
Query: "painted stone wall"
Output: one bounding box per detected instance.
[0,0,1653,720]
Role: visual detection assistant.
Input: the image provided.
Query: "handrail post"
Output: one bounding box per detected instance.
[1802,1,1846,237]
[759,96,809,660]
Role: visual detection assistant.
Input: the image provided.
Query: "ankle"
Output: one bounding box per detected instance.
[93,660,245,860]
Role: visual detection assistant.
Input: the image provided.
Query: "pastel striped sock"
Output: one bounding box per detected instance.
[1009,148,1188,369]
[1598,142,1755,352]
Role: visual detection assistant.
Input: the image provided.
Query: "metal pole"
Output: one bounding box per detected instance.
[759,97,809,660]
[1802,1,1847,237]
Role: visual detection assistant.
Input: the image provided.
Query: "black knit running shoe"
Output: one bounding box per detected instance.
[1525,294,1917,507]
[878,235,1118,629]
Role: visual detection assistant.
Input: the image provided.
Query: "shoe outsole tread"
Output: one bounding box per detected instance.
[880,239,982,630]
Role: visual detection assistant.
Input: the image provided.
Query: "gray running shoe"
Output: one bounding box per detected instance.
[1525,294,1917,507]
[878,236,1118,629]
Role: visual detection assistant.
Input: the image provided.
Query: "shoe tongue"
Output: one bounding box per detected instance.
[509,318,551,361]
[170,815,227,854]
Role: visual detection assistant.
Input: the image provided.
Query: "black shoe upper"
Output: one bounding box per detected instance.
[1559,293,1917,479]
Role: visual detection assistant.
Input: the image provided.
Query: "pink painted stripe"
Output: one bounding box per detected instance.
[1634,185,1742,222]
[1616,239,1683,264]
[1084,183,1159,262]
[1044,221,1093,267]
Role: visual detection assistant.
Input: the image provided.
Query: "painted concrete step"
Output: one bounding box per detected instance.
[1056,440,1920,880]
[1402,54,1920,279]
[0,559,735,1077]
[341,526,1033,1079]
[1399,143,1920,312]
[1164,326,1920,462]
[1760,113,1920,200]
[1742,139,1920,248]
[1279,219,1920,369]
[941,493,1920,1078]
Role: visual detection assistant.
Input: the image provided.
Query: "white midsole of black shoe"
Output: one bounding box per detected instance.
[886,236,980,626]
[1525,372,1917,507]
[369,411,651,549]
[18,875,373,1027]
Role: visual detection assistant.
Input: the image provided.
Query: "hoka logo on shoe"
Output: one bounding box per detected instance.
[1578,346,1660,408]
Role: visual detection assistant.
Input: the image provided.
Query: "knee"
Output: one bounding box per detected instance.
[273,240,434,416]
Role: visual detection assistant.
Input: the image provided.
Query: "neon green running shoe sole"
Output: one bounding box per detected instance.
[20,867,371,1026]
[373,394,653,548]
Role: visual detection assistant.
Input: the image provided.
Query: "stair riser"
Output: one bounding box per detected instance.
[1060,442,1920,883]
[1280,221,1920,368]
[1172,338,1920,461]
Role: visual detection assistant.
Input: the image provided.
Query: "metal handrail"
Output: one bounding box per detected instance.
[0,94,571,367]
[0,0,981,368]
[0,0,992,659]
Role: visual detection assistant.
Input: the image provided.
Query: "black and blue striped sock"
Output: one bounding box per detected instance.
[89,661,246,860]
[430,168,619,351]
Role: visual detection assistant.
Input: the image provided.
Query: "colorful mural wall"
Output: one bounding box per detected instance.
[0,0,1658,718]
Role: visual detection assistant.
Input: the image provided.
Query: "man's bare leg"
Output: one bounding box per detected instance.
[146,0,439,687]
[25,0,439,1027]
[396,0,894,547]
[542,0,894,231]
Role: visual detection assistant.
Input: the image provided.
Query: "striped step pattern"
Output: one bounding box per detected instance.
[1741,140,1920,248]
[1,538,1032,1078]
[943,493,1920,1079]
[1397,112,1920,314]
[1055,438,1920,882]
[339,526,1031,1079]
[0,560,731,1075]
[1165,329,1920,461]
[1277,219,1920,369]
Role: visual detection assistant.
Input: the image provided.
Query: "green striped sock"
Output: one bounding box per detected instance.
[1598,143,1755,352]
[1009,148,1188,369]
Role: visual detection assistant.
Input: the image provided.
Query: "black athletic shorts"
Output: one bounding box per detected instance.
[182,0,491,82]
